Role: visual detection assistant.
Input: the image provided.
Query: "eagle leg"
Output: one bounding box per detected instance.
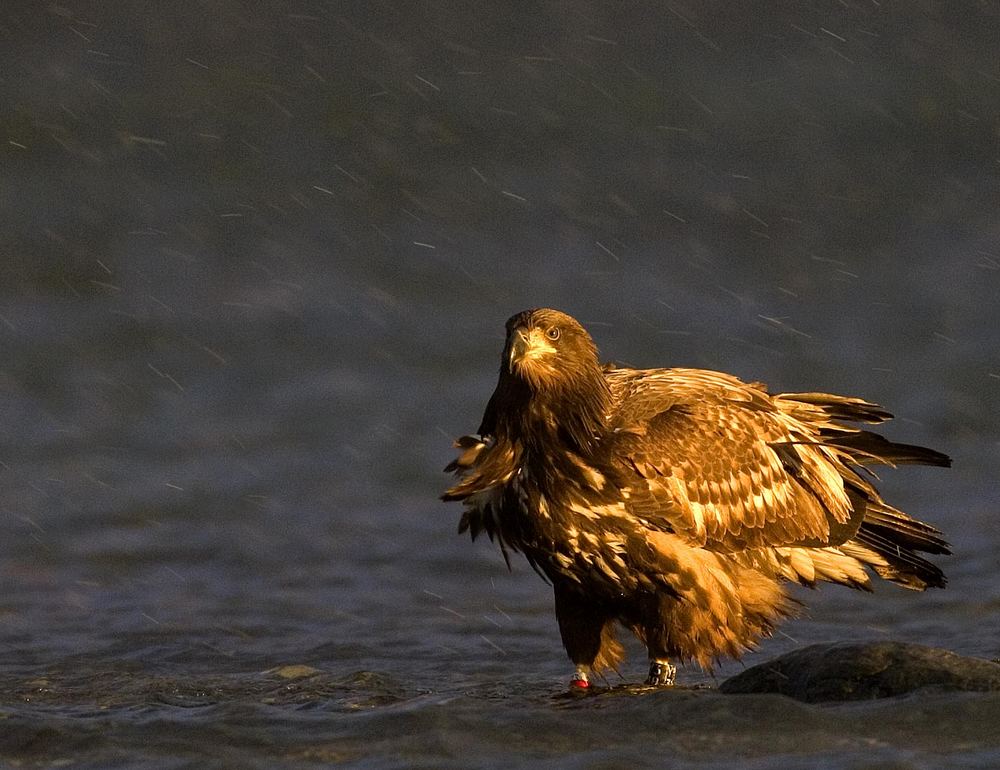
[553,584,622,690]
[646,658,676,686]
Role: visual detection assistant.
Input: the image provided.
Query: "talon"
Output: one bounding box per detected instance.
[569,669,590,690]
[646,659,676,686]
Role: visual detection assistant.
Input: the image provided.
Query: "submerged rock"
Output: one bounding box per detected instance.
[720,641,1000,702]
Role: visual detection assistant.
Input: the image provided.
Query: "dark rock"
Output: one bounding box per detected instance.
[720,641,1000,702]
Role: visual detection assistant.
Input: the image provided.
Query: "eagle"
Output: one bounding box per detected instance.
[442,308,950,689]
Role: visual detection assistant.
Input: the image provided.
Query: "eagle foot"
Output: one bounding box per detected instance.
[646,659,676,686]
[568,669,591,690]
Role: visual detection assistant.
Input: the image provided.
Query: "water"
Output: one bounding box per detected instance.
[2,1,999,767]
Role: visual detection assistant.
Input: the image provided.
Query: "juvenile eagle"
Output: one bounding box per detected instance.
[442,308,950,689]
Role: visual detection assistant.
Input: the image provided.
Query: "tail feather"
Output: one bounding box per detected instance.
[837,499,951,590]
[827,429,952,468]
[789,392,952,589]
[849,526,947,590]
[862,502,951,556]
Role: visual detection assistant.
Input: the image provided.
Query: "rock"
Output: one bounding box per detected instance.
[265,664,322,680]
[720,641,1000,702]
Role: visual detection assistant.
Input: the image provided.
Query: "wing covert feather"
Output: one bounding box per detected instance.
[602,368,857,552]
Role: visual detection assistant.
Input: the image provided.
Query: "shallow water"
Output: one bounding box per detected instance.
[3,2,1000,767]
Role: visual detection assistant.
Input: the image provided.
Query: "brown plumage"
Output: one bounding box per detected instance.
[442,308,950,687]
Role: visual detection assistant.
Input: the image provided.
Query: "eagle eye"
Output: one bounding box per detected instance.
[546,327,560,341]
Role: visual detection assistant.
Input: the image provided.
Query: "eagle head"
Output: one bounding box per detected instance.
[493,308,611,456]
[503,308,600,391]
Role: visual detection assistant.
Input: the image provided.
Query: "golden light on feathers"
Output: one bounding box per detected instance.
[508,325,560,384]
[443,308,950,687]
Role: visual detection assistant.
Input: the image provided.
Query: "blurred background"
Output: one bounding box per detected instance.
[1,1,998,766]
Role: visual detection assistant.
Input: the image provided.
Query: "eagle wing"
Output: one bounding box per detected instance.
[602,367,875,552]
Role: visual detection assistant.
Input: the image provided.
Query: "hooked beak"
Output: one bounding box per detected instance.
[509,329,529,371]
[508,327,556,372]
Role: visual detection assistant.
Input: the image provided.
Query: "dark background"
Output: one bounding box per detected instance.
[1,2,998,767]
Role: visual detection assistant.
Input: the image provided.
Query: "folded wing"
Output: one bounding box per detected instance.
[602,367,946,555]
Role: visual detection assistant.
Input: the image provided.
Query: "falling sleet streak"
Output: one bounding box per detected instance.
[758,315,813,339]
[147,363,185,393]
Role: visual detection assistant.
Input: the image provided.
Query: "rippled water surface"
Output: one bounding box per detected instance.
[2,2,999,767]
